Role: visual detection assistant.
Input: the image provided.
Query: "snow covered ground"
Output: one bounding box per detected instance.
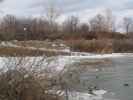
[47,89,108,100]
[0,53,133,73]
[68,90,107,100]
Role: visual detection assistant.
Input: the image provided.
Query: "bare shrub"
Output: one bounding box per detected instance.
[0,56,64,100]
[68,39,113,53]
[113,39,133,52]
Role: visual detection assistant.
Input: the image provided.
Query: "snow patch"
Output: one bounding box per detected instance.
[69,53,133,58]
[0,42,17,47]
[69,90,107,100]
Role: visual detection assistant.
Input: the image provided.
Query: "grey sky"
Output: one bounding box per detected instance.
[0,0,133,22]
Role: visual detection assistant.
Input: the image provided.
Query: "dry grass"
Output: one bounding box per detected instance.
[113,39,133,52]
[0,38,133,57]
[67,39,113,53]
[0,47,70,57]
[67,39,133,53]
[0,68,62,100]
[13,40,67,50]
[0,47,45,56]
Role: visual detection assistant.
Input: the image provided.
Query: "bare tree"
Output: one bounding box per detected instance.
[90,14,106,32]
[104,9,116,32]
[90,9,115,33]
[63,16,79,34]
[2,15,17,33]
[123,17,133,35]
[0,15,18,40]
[45,1,60,33]
[79,23,89,34]
[29,18,51,39]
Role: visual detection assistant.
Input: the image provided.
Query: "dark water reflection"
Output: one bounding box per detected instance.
[77,57,133,100]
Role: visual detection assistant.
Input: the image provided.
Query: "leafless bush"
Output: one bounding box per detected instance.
[0,56,65,100]
[68,39,113,53]
[113,39,133,52]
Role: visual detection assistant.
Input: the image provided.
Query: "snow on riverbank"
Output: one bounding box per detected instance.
[67,89,107,100]
[47,89,107,100]
[0,41,133,58]
[70,52,133,58]
[0,53,133,72]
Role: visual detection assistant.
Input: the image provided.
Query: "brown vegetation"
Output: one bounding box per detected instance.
[113,39,133,52]
[0,68,63,100]
[0,46,70,57]
[0,9,132,53]
[0,56,70,100]
[67,39,113,53]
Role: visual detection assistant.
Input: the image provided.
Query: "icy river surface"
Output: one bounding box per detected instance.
[59,53,133,100]
[74,54,133,100]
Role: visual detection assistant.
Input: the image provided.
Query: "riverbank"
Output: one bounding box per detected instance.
[0,39,133,56]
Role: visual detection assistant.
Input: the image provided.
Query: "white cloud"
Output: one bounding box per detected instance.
[0,0,133,22]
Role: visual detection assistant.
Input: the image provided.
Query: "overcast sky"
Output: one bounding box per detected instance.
[0,0,133,22]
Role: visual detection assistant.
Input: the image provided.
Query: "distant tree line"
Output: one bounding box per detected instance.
[0,11,133,40]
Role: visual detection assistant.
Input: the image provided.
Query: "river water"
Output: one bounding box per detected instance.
[68,55,133,100]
